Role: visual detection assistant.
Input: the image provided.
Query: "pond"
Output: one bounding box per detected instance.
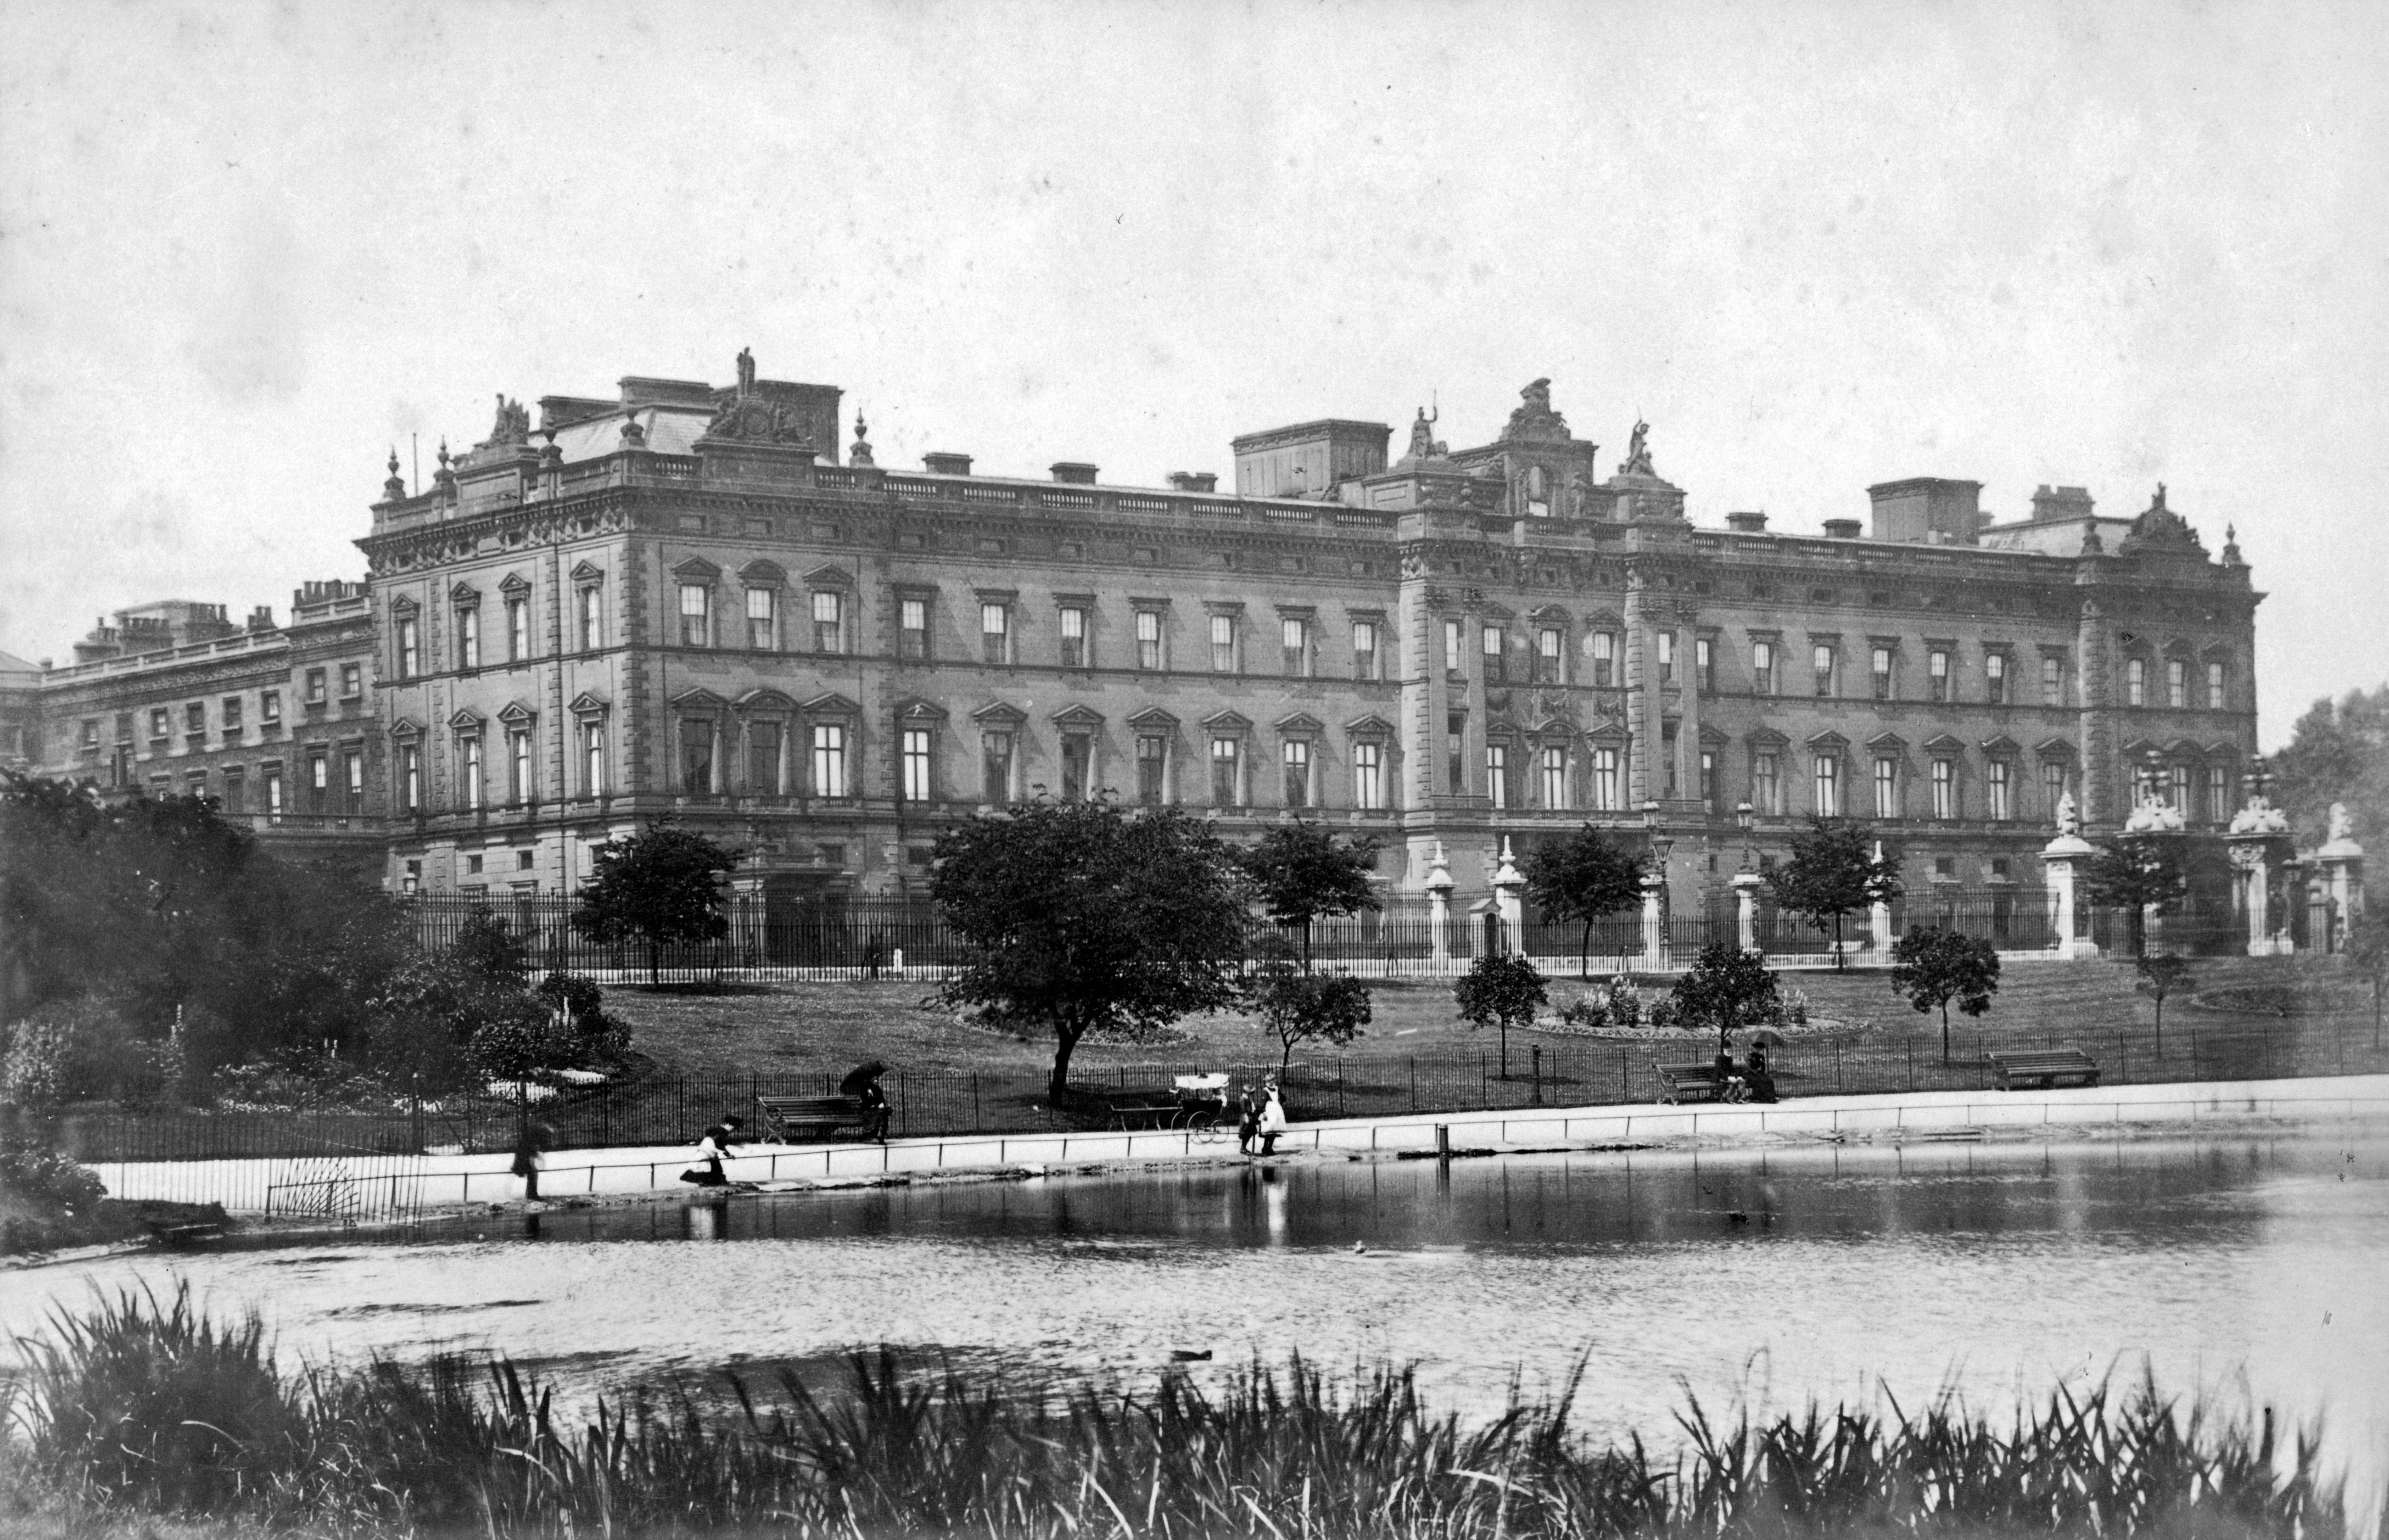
[7,1130,2386,1502]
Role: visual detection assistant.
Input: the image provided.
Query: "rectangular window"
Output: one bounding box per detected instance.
[982,603,1010,665]
[1663,724,1679,798]
[1136,733,1167,806]
[750,720,783,795]
[222,697,242,735]
[457,608,480,670]
[308,752,329,797]
[1753,640,1775,695]
[1353,742,1384,810]
[900,598,929,660]
[1754,751,1781,816]
[1699,750,1718,813]
[2166,658,2187,708]
[1535,627,1563,684]
[1059,606,1088,669]
[397,617,420,678]
[1875,756,1898,818]
[223,768,246,815]
[1485,743,1508,810]
[1482,625,1506,684]
[747,588,778,651]
[811,591,843,654]
[508,596,530,661]
[1136,610,1164,671]
[1210,614,1236,673]
[1593,631,1616,687]
[263,768,282,818]
[582,721,606,797]
[2126,657,2147,706]
[2043,761,2067,818]
[1444,619,1463,675]
[1351,619,1377,680]
[901,729,932,803]
[340,663,361,699]
[148,706,169,739]
[1539,745,1567,809]
[260,691,280,727]
[679,584,710,647]
[2206,661,2225,710]
[509,729,532,803]
[1696,636,1713,694]
[1812,644,1835,697]
[2207,763,2228,820]
[679,718,713,794]
[1872,647,1894,700]
[811,723,848,798]
[1281,739,1311,808]
[1282,617,1309,678]
[80,718,99,748]
[400,744,420,811]
[305,668,326,704]
[1932,758,1956,820]
[2169,763,2189,810]
[185,701,206,734]
[578,587,603,651]
[1988,760,2012,821]
[1209,737,1242,806]
[1061,735,1092,801]
[459,735,483,810]
[344,749,363,806]
[1656,631,1675,685]
[1928,648,1950,702]
[2043,654,2065,705]
[1986,651,2009,705]
[982,731,1014,804]
[1447,714,1466,794]
[1813,756,1840,816]
[1593,746,1620,811]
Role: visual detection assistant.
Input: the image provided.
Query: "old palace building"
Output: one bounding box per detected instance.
[17,355,2262,924]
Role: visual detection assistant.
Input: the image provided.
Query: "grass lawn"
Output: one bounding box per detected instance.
[597,953,2376,1084]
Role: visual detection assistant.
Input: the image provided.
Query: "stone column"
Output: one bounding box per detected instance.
[1425,841,1455,969]
[1490,838,1525,956]
[2040,829,2098,959]
[1641,869,1669,969]
[2227,837,2283,956]
[1868,839,1895,958]
[1731,871,1763,952]
[2316,804,2364,953]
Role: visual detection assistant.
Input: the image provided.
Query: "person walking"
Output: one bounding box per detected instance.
[509,1120,550,1203]
[1257,1080,1288,1158]
[1236,1082,1260,1156]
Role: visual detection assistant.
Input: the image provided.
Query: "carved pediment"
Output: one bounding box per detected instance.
[1699,724,1730,746]
[1052,703,1106,729]
[1923,733,1968,754]
[670,687,728,712]
[1746,727,1790,749]
[1127,706,1180,730]
[2164,738,2207,759]
[390,594,420,615]
[1528,717,1576,742]
[1867,731,1909,752]
[672,556,722,582]
[1202,708,1252,734]
[1528,603,1572,625]
[1806,730,1851,751]
[1344,712,1395,737]
[893,696,950,722]
[1586,719,1634,745]
[2118,736,2159,759]
[2034,737,2077,760]
[498,572,532,595]
[971,700,1028,727]
[388,716,424,740]
[803,563,855,590]
[737,688,798,714]
[448,707,486,730]
[450,581,481,604]
[1274,711,1323,735]
[568,691,610,717]
[570,560,606,582]
[1584,608,1625,631]
[1978,734,2021,756]
[497,700,537,725]
[2203,740,2238,762]
[801,691,860,717]
[739,559,788,587]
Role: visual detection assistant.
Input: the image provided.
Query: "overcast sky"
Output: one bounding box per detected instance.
[4,0,2383,747]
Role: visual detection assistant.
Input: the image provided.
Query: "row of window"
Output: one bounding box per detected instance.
[392,589,604,680]
[142,745,365,816]
[76,666,365,755]
[393,717,611,814]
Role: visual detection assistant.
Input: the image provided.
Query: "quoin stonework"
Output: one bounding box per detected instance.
[13,358,2273,930]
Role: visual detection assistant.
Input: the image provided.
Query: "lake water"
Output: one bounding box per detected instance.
[7,1130,2386,1502]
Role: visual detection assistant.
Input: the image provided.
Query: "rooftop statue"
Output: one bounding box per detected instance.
[487,394,531,448]
[1499,377,1570,443]
[735,346,756,394]
[1407,404,1445,460]
[1619,418,1655,476]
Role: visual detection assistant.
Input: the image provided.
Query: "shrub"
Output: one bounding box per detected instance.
[1,999,143,1109]
[1603,976,1642,1029]
[0,1136,106,1217]
[1556,996,1609,1029]
[1647,997,1678,1030]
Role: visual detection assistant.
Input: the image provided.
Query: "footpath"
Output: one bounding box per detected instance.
[85,1071,2389,1218]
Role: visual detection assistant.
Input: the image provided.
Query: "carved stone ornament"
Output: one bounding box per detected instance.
[2117,481,2207,557]
[1619,419,1655,477]
[487,395,531,448]
[2054,789,2080,837]
[1406,405,1447,460]
[1499,378,1571,444]
[704,350,817,448]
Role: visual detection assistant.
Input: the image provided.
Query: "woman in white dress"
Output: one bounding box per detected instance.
[1257,1080,1288,1157]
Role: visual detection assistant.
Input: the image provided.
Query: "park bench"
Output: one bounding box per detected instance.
[755,1093,890,1144]
[1986,1048,2102,1092]
[1654,1063,1733,1104]
[1061,1087,1185,1131]
[141,1218,225,1247]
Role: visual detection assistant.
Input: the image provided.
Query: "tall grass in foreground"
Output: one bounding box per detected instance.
[2,1284,2370,1539]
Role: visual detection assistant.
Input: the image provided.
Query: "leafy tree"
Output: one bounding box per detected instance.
[2345,908,2388,1044]
[2272,684,2388,852]
[2080,836,2189,958]
[1669,941,1784,1055]
[1235,820,1380,969]
[1890,926,2002,1061]
[1244,939,1372,1075]
[573,823,741,985]
[1453,952,1546,1077]
[930,798,1249,1098]
[1522,825,1647,978]
[1767,818,1902,969]
[2133,952,2193,1054]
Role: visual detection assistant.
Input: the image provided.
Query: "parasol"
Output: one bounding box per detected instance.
[839,1060,890,1095]
[1747,1028,1787,1048]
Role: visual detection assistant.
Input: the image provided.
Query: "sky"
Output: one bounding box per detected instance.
[3,0,2384,748]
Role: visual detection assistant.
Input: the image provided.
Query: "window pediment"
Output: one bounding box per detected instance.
[1979,734,2021,756]
[971,700,1028,727]
[1274,711,1323,736]
[1867,731,1908,752]
[448,707,486,731]
[2033,737,2077,760]
[670,686,729,712]
[390,594,420,615]
[672,556,721,582]
[450,581,481,605]
[388,716,424,740]
[1344,712,1395,738]
[1528,717,1576,742]
[570,560,606,583]
[805,563,855,589]
[737,688,798,714]
[568,691,610,717]
[894,696,950,722]
[2164,737,2206,759]
[497,701,537,726]
[1699,725,1730,746]
[1529,603,1572,625]
[1806,730,1850,751]
[1923,733,1967,754]
[739,559,787,587]
[2118,736,2159,758]
[802,691,860,717]
[1587,720,1634,745]
[1127,706,1180,730]
[1052,703,1106,729]
[1202,708,1252,734]
[498,572,532,595]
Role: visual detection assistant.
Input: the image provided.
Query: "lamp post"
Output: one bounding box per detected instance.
[1639,800,1670,966]
[1732,800,1762,953]
[1735,800,1755,872]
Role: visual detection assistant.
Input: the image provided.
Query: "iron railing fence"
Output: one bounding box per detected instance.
[39,1009,2388,1166]
[399,886,2252,982]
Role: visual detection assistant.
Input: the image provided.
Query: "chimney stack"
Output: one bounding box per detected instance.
[922,452,973,476]
[1823,518,1863,539]
[1725,510,1768,532]
[1050,462,1099,485]
[1168,471,1219,493]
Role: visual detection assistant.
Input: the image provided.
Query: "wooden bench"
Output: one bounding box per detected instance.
[1655,1063,1733,1104]
[755,1093,889,1143]
[1062,1089,1184,1131]
[1987,1048,2102,1091]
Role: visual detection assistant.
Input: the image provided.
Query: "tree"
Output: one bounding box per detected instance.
[1767,818,1902,970]
[1244,939,1372,1075]
[572,823,741,985]
[1522,825,1647,978]
[930,799,1249,1098]
[1453,952,1546,1077]
[1234,820,1381,969]
[2272,684,2388,853]
[2133,952,2193,1054]
[1669,941,1783,1055]
[2345,908,2388,1047]
[1890,927,2002,1061]
[2080,836,2189,958]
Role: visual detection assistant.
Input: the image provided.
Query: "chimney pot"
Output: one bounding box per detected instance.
[1823,518,1863,539]
[1050,461,1099,485]
[922,452,973,476]
[1725,510,1768,532]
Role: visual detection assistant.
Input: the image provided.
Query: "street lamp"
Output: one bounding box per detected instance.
[1642,799,1672,865]
[1736,800,1755,871]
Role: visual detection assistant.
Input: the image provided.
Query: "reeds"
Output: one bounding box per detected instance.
[2,1282,2369,1538]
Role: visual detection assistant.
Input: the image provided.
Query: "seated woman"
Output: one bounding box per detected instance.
[1745,1044,1779,1104]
